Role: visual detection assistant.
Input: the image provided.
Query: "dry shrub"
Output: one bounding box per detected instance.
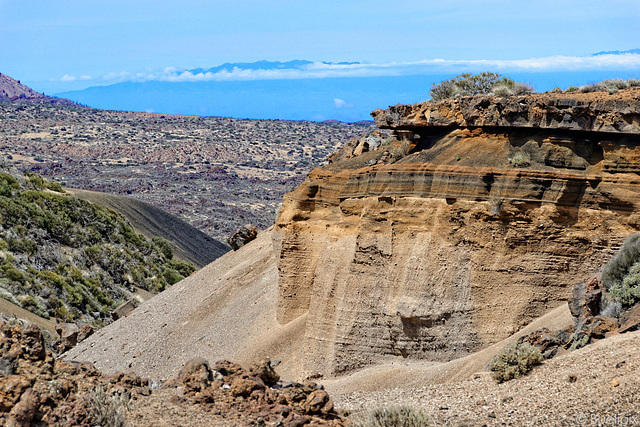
[602,233,640,307]
[353,406,432,427]
[489,342,543,383]
[83,386,129,427]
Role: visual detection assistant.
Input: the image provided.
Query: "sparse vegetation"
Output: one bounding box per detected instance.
[489,341,543,383]
[0,167,195,324]
[553,78,640,95]
[0,103,373,242]
[509,150,531,168]
[489,194,503,216]
[353,406,432,427]
[602,233,640,307]
[83,386,130,427]
[429,72,534,101]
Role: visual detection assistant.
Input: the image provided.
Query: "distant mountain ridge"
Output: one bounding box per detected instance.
[188,59,360,75]
[593,48,640,56]
[0,72,77,106]
[55,53,640,121]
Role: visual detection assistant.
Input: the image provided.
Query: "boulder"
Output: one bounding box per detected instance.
[0,321,149,425]
[111,298,140,320]
[227,224,258,250]
[164,358,347,425]
[618,303,640,334]
[569,277,603,319]
[248,358,280,386]
[77,323,95,344]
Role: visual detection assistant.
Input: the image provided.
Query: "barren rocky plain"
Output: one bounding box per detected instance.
[0,102,373,242]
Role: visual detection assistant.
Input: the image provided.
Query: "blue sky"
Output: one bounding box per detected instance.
[1,0,639,94]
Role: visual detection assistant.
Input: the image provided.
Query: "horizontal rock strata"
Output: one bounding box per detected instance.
[275,88,640,378]
[372,87,640,134]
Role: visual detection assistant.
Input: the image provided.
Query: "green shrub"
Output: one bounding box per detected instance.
[353,406,432,427]
[510,150,531,168]
[168,259,195,278]
[24,172,45,190]
[3,266,26,285]
[0,173,20,197]
[7,238,38,256]
[430,72,534,101]
[0,287,19,305]
[162,268,184,286]
[489,341,543,383]
[18,295,49,318]
[579,79,636,94]
[602,233,640,307]
[44,180,64,193]
[152,236,174,260]
[0,170,197,324]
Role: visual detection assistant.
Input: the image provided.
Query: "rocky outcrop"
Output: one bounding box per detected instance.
[163,358,346,426]
[274,88,640,378]
[0,321,150,426]
[372,87,640,134]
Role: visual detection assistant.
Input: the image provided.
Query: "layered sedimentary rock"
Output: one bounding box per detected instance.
[372,88,640,134]
[275,88,640,378]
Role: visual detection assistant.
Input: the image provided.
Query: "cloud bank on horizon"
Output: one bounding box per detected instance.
[56,53,640,86]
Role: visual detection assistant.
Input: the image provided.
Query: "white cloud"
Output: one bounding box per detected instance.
[60,74,77,82]
[91,53,640,85]
[333,98,354,109]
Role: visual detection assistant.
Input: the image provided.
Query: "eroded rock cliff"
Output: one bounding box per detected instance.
[274,88,640,378]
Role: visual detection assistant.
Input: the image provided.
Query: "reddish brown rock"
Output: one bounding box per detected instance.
[76,324,95,344]
[227,224,258,250]
[588,316,619,338]
[618,304,640,333]
[168,359,346,426]
[248,359,280,386]
[569,277,603,319]
[0,321,150,426]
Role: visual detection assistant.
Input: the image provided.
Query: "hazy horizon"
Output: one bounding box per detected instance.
[2,1,639,120]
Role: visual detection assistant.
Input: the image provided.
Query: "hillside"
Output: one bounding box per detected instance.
[0,164,196,325]
[66,188,229,268]
[0,102,373,242]
[0,72,76,106]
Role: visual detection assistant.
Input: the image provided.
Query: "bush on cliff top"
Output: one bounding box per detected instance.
[555,78,640,95]
[429,72,534,101]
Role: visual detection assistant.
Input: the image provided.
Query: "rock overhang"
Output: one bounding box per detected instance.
[371,88,640,135]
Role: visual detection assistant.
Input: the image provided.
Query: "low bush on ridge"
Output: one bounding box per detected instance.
[429,72,534,101]
[430,74,639,101]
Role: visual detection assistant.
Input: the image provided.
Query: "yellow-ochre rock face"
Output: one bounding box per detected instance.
[275,88,640,377]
